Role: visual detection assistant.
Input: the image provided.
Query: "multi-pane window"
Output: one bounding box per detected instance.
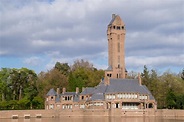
[106,94,115,100]
[62,104,72,109]
[116,93,138,99]
[139,95,148,100]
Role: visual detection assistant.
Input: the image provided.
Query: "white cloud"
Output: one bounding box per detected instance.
[126,54,184,69]
[32,40,53,47]
[23,56,43,66]
[0,0,183,73]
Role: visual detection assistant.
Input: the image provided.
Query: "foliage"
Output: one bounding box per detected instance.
[71,59,94,71]
[141,65,150,86]
[54,62,70,76]
[37,68,68,99]
[0,68,38,110]
[0,61,183,110]
[181,69,184,80]
[68,60,104,92]
[141,66,184,109]
[32,96,44,109]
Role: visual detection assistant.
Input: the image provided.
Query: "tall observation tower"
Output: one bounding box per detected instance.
[105,14,127,79]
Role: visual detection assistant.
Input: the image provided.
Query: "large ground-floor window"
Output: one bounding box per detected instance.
[62,104,72,109]
[49,104,54,109]
[122,103,138,109]
[148,103,153,108]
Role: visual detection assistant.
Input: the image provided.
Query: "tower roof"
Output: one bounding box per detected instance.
[46,88,57,96]
[108,14,125,26]
[106,66,112,71]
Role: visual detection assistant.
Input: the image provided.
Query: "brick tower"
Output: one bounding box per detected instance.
[105,14,127,79]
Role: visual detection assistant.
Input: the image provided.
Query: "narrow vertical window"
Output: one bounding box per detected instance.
[118,56,120,63]
[118,43,120,52]
[117,35,120,40]
[118,55,120,68]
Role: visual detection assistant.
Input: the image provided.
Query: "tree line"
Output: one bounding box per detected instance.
[0,59,104,110]
[0,60,183,110]
[140,66,184,109]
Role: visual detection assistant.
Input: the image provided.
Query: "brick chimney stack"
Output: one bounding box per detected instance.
[62,87,66,94]
[138,73,142,86]
[56,88,60,95]
[104,77,110,86]
[76,87,79,94]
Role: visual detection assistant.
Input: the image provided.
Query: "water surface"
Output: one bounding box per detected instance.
[1,116,184,122]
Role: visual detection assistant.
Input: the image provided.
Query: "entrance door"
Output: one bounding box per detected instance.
[116,103,119,108]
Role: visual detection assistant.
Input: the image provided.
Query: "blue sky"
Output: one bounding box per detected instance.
[0,0,184,74]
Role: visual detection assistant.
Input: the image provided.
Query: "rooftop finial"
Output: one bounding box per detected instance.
[112,14,116,19]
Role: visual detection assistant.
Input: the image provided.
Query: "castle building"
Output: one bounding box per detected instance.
[45,14,157,110]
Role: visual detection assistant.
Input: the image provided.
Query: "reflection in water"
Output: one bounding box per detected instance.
[1,117,184,122]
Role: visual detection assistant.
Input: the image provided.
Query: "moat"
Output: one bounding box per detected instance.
[1,116,184,122]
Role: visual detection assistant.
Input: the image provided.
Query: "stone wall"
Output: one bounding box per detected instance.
[0,109,184,119]
[156,109,184,117]
[0,110,57,119]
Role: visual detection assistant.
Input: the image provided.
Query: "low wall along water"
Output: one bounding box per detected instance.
[0,109,184,119]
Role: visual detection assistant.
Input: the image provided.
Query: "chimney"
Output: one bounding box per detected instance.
[62,87,66,94]
[76,87,79,94]
[138,73,142,86]
[104,77,110,86]
[112,14,116,19]
[56,88,60,95]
